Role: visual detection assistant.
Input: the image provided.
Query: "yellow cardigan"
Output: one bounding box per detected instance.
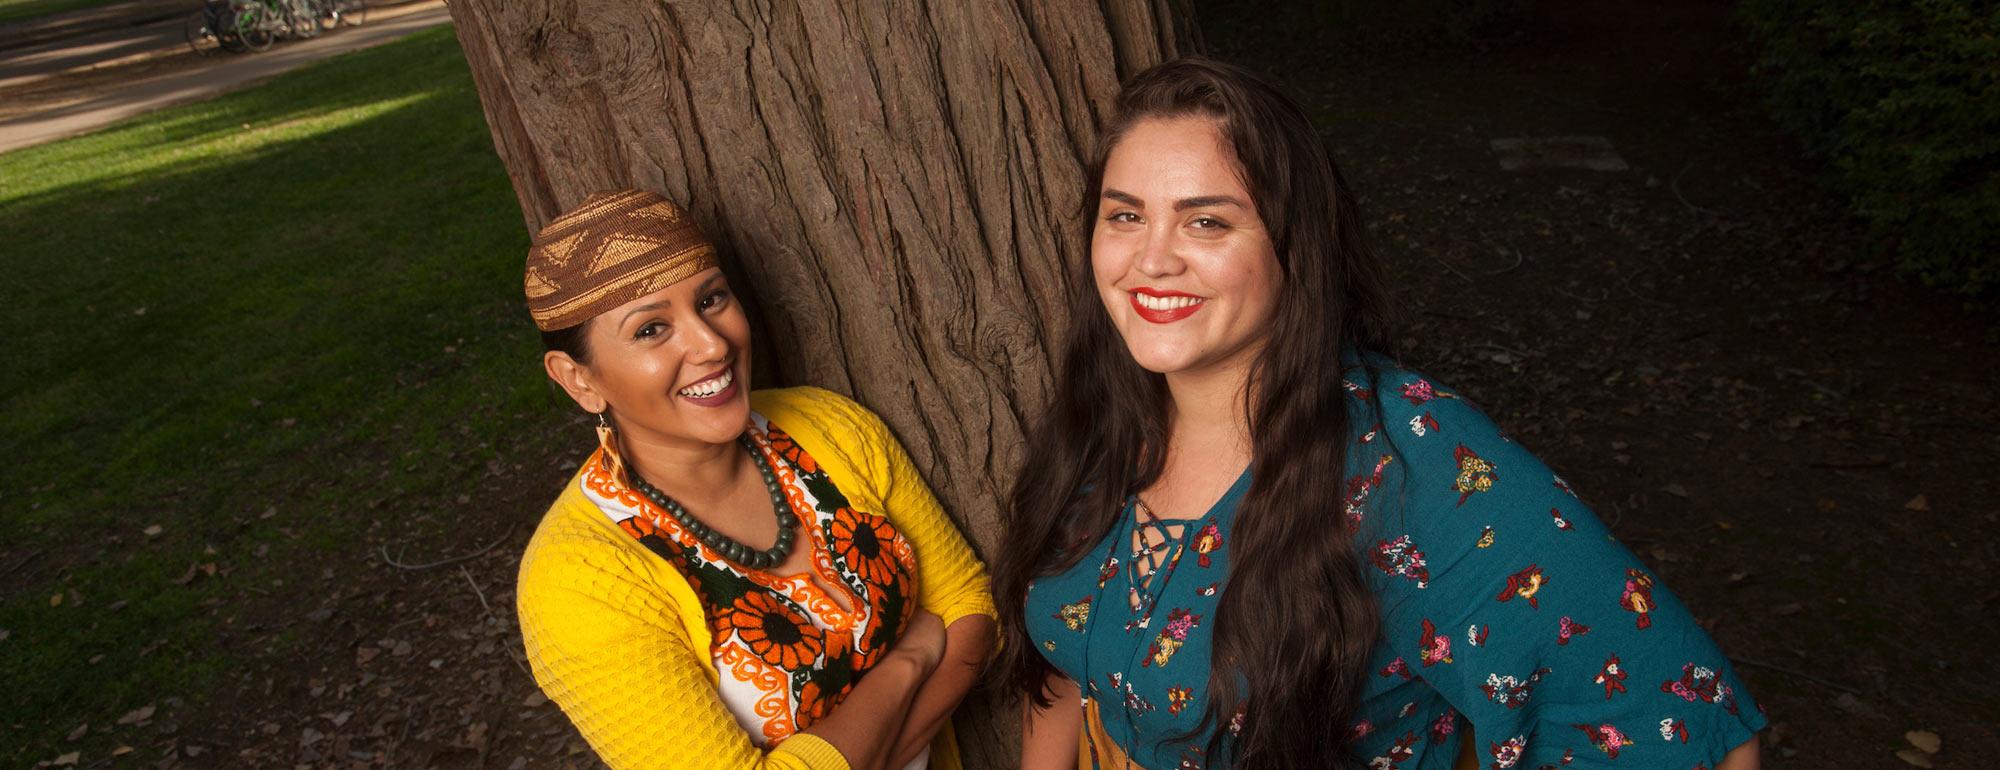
[517,387,996,770]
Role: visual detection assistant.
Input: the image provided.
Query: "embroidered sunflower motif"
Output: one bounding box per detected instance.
[795,654,856,729]
[829,506,903,587]
[718,591,825,670]
[765,425,820,475]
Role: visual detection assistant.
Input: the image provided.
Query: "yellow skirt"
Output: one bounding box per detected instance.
[1079,698,1144,770]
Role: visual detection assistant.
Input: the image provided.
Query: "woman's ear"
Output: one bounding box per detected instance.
[544,350,607,415]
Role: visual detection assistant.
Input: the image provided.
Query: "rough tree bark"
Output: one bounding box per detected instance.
[448,0,1194,765]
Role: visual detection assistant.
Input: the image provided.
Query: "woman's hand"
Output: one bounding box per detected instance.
[892,608,948,674]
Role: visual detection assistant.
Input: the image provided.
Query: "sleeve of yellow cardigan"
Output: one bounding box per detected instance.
[844,397,997,629]
[517,530,851,770]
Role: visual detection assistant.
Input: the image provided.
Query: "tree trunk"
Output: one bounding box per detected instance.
[447,0,1193,766]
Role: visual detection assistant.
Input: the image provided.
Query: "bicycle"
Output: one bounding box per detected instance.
[234,0,281,51]
[274,0,323,40]
[311,0,366,28]
[183,0,250,56]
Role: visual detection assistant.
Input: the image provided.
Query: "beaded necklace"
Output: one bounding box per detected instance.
[626,435,798,569]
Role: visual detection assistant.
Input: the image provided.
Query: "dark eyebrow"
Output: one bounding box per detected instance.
[1102,188,1143,207]
[1175,195,1247,211]
[620,301,672,326]
[621,273,727,326]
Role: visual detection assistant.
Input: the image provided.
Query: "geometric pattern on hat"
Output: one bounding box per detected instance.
[524,189,720,331]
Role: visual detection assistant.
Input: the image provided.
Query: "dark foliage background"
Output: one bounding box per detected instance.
[1738,0,2000,301]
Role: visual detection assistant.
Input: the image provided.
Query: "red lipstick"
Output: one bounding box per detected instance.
[1129,287,1206,324]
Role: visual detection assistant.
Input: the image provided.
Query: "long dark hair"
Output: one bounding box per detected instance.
[993,58,1399,769]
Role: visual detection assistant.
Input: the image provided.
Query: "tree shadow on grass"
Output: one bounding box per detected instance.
[0,26,558,766]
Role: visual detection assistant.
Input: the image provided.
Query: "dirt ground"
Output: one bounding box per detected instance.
[45,1,1997,768]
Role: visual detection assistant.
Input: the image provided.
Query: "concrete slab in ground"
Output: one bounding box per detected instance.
[1490,136,1631,172]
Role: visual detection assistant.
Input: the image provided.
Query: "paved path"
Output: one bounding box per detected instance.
[0,0,448,153]
[0,11,181,87]
[0,0,188,52]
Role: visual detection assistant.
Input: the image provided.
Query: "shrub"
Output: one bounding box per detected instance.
[1739,0,2000,300]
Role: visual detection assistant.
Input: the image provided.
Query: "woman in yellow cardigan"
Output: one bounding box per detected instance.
[515,189,996,770]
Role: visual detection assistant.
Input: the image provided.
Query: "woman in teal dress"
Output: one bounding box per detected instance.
[993,59,1765,770]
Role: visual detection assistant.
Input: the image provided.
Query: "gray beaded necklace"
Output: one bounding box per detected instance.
[626,435,799,570]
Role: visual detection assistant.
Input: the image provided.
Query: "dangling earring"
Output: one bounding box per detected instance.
[595,410,626,481]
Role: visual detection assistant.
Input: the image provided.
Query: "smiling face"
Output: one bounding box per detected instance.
[543,267,752,452]
[1091,115,1283,381]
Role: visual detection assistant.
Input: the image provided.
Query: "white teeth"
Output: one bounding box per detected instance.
[678,369,734,398]
[1135,293,1203,311]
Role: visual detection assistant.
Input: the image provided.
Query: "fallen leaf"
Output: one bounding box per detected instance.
[1662,483,1690,498]
[1834,693,1877,716]
[1772,603,1803,616]
[111,746,133,757]
[0,628,10,642]
[66,723,88,741]
[1906,730,1941,754]
[1896,749,1935,768]
[143,525,164,537]
[392,640,413,657]
[51,752,79,767]
[49,593,62,607]
[1904,495,1930,512]
[116,705,155,725]
[465,721,491,750]
[355,646,380,666]
[522,691,548,708]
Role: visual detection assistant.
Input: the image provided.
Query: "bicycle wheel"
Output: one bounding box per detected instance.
[183,10,219,57]
[333,0,363,26]
[218,21,250,54]
[283,0,321,38]
[235,3,274,51]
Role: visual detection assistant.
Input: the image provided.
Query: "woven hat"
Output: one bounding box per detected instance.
[524,189,719,331]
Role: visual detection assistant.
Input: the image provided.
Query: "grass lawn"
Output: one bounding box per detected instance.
[0,0,131,26]
[0,25,559,765]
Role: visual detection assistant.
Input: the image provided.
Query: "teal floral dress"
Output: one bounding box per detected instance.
[1024,356,1767,770]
